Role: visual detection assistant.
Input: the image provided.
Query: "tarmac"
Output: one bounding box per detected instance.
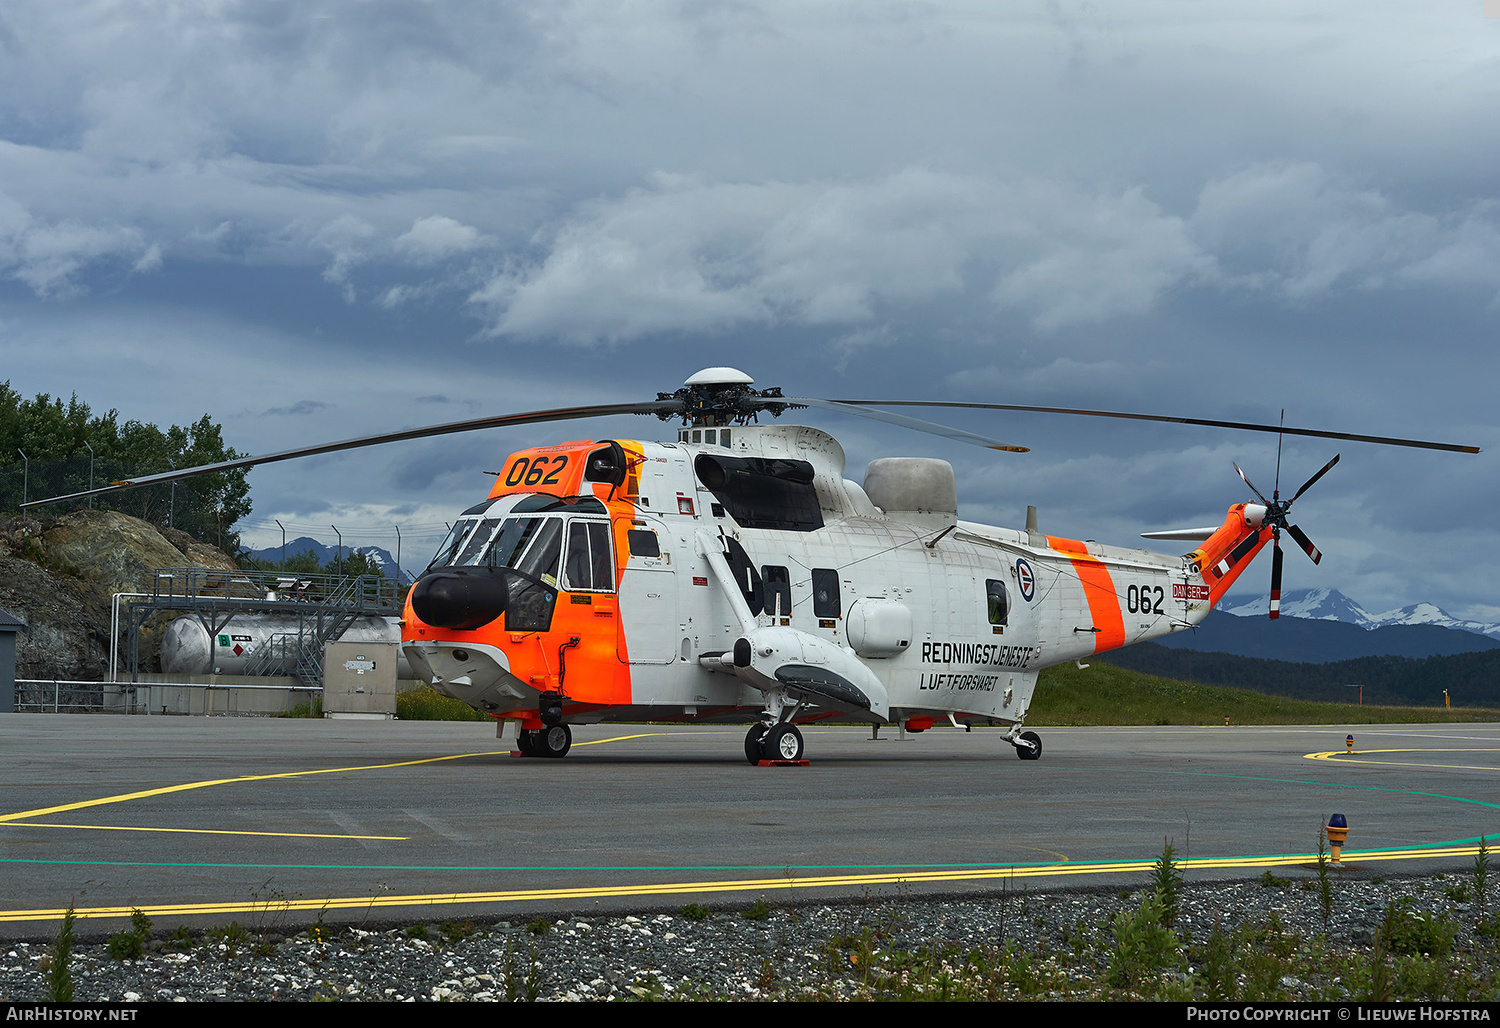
[1,714,1495,932]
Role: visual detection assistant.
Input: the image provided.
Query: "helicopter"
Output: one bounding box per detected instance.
[27,367,1479,764]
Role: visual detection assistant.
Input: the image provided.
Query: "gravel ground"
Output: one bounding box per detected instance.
[2,871,1495,1002]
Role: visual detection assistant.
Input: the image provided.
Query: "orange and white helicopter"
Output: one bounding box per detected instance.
[30,367,1478,763]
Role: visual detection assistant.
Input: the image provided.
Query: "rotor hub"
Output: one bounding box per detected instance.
[656,367,798,427]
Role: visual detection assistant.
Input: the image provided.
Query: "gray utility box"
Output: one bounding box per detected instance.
[322,641,398,718]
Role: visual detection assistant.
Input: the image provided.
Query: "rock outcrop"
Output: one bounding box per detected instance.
[0,509,238,680]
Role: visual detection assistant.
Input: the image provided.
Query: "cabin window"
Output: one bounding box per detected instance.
[987,579,1009,626]
[627,529,660,558]
[763,565,791,618]
[812,568,841,618]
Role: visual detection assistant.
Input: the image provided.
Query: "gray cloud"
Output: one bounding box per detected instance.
[0,1,1494,620]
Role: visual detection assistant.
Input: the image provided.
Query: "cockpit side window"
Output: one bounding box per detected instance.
[504,518,564,633]
[564,519,615,592]
[484,518,544,568]
[515,519,563,586]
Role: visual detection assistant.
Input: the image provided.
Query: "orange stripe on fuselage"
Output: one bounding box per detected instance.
[1046,535,1126,653]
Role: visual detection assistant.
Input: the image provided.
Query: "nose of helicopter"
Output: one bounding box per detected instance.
[410,566,511,630]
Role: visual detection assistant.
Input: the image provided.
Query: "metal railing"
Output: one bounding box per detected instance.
[14,679,321,716]
[14,679,122,713]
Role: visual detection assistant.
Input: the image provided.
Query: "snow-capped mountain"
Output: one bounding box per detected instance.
[246,536,413,585]
[1220,588,1500,640]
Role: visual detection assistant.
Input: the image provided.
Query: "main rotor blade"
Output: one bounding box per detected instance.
[23,399,680,508]
[839,400,1481,454]
[1233,462,1271,507]
[1285,523,1323,565]
[1288,453,1340,505]
[1270,536,1284,620]
[785,397,1029,452]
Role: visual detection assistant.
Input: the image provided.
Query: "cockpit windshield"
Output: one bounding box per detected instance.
[427,495,609,573]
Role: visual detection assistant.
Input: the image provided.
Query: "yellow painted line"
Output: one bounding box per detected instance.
[1,822,407,841]
[0,752,485,825]
[4,844,1486,923]
[0,733,658,838]
[1306,748,1500,773]
[572,732,672,748]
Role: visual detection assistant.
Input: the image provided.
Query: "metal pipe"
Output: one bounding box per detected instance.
[17,449,27,527]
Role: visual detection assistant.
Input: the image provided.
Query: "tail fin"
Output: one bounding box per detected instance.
[1188,503,1273,606]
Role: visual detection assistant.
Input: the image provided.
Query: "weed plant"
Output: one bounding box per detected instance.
[105,909,153,960]
[1475,837,1491,923]
[740,898,772,921]
[1314,828,1335,928]
[44,906,76,1002]
[1149,839,1183,928]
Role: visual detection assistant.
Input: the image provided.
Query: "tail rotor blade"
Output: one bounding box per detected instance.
[1289,453,1340,505]
[1269,535,1284,620]
[1233,463,1271,507]
[1286,523,1323,565]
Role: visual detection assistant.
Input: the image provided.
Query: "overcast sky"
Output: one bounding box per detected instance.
[1,1,1496,620]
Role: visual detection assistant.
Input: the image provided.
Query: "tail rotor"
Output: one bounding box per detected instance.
[1236,419,1339,619]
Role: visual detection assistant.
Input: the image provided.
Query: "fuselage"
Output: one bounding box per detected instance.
[402,423,1237,733]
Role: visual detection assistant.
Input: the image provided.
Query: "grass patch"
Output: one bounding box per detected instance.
[278,696,323,718]
[1030,661,1500,726]
[396,685,487,722]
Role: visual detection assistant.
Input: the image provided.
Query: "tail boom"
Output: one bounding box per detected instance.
[1188,503,1275,606]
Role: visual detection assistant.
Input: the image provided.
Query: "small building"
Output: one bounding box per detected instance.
[0,608,24,714]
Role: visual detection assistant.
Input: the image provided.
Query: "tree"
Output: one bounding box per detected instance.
[0,383,253,551]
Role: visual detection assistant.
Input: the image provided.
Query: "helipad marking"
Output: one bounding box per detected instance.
[2,842,1492,923]
[1306,748,1500,773]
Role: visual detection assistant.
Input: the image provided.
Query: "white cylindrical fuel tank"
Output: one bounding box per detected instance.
[160,615,414,679]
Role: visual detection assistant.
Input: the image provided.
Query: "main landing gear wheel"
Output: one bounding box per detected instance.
[1015,730,1042,761]
[516,729,538,756]
[744,724,769,765]
[537,723,572,758]
[764,723,804,762]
